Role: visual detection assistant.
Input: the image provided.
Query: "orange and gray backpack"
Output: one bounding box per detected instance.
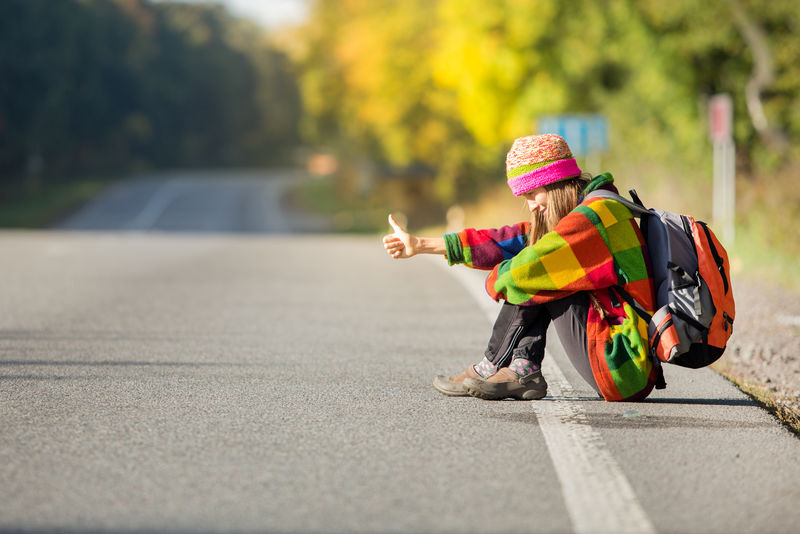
[588,189,736,370]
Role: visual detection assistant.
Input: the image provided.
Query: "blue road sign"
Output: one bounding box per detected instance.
[537,115,608,157]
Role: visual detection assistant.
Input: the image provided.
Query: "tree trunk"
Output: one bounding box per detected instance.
[728,0,789,153]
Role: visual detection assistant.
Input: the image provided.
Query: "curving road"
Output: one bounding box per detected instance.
[58,169,332,233]
[1,169,799,533]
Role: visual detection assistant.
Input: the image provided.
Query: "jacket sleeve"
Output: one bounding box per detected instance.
[443,222,530,270]
[485,207,620,304]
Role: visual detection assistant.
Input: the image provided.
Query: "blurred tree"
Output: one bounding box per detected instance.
[295,0,800,206]
[0,0,302,194]
[295,0,500,202]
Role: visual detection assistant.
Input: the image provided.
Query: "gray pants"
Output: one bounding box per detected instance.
[485,295,600,394]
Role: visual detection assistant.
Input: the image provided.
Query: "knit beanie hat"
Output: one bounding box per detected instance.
[505,134,582,196]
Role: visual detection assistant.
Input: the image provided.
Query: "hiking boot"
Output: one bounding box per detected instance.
[432,365,482,397]
[462,368,548,400]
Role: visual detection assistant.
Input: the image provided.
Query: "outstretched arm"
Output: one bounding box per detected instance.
[382,214,445,259]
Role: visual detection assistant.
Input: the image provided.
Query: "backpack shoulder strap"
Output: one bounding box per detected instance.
[585,189,650,218]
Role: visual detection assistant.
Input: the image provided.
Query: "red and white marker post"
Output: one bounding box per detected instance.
[709,94,735,244]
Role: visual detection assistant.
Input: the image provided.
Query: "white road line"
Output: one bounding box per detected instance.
[437,259,656,534]
[124,179,181,231]
[535,362,655,534]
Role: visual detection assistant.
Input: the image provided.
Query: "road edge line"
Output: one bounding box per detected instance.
[433,258,656,534]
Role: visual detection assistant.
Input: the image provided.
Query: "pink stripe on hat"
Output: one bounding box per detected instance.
[506,158,582,196]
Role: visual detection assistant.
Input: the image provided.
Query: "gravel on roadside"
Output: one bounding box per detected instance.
[713,278,800,434]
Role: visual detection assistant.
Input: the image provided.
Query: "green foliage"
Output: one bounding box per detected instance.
[0,0,302,193]
[292,0,503,203]
[291,0,800,282]
[294,0,800,195]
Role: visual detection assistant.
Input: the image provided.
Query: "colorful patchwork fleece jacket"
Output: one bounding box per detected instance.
[443,173,658,401]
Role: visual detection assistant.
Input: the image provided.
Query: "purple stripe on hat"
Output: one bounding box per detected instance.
[507,158,582,196]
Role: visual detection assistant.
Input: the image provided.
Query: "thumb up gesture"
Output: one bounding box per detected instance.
[382,214,419,259]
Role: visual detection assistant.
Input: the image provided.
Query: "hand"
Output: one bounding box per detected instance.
[382,214,418,259]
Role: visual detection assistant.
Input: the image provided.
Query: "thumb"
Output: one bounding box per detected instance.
[388,214,405,234]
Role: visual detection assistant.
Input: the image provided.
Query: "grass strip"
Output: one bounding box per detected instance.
[286,175,387,233]
[0,180,109,228]
[713,365,800,437]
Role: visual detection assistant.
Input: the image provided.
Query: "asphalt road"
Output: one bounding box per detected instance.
[1,170,799,533]
[58,169,331,233]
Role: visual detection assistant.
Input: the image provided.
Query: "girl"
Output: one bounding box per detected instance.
[382,133,659,402]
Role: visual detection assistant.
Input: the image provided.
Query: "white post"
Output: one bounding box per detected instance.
[722,139,736,244]
[709,94,735,245]
[712,141,723,227]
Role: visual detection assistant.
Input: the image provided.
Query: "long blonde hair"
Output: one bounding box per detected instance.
[528,174,591,245]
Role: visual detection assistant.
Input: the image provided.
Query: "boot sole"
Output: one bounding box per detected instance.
[463,377,547,400]
[432,375,470,397]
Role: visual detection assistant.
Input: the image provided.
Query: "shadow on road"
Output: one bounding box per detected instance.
[491,406,773,430]
[644,397,756,407]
